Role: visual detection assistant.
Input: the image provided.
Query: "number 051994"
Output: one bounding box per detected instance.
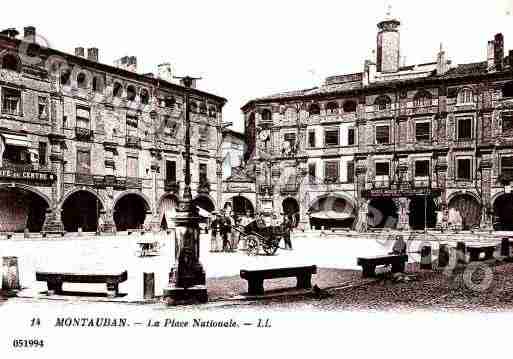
[12,339,44,348]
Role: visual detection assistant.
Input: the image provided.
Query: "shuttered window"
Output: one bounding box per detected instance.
[415,160,429,177]
[416,122,431,142]
[127,156,138,178]
[199,163,208,183]
[502,114,513,135]
[375,162,390,176]
[166,160,176,182]
[77,150,91,174]
[325,129,339,146]
[456,158,471,180]
[457,118,472,140]
[76,106,90,129]
[501,156,513,178]
[375,125,390,144]
[324,161,339,183]
[308,162,316,183]
[348,128,355,145]
[347,161,355,183]
[308,130,316,148]
[126,115,138,136]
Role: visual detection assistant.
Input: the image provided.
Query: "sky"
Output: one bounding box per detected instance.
[3,0,513,132]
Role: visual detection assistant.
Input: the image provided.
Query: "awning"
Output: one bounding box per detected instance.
[309,210,355,220]
[1,133,30,147]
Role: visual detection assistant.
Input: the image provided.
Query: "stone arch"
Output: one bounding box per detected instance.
[0,184,50,232]
[448,192,481,230]
[282,196,300,227]
[308,193,357,229]
[0,183,51,207]
[158,193,179,229]
[61,189,104,232]
[113,190,152,212]
[59,187,105,210]
[492,192,513,230]
[192,194,216,222]
[224,195,255,216]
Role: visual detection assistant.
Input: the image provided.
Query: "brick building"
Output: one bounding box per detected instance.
[242,14,513,232]
[0,26,226,233]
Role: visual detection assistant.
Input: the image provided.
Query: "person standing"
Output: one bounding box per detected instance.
[239,211,252,250]
[210,211,221,252]
[282,215,293,250]
[221,210,232,252]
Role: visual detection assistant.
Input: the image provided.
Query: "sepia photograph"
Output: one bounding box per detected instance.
[1,0,513,357]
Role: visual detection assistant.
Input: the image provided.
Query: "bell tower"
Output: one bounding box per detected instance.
[376,5,401,73]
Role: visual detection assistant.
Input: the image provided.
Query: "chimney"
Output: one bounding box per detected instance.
[87,47,99,62]
[487,40,495,71]
[437,43,448,76]
[23,26,35,42]
[114,55,137,72]
[75,47,85,57]
[494,33,504,72]
[376,17,401,73]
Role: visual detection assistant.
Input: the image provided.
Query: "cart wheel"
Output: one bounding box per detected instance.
[262,242,278,256]
[246,235,259,256]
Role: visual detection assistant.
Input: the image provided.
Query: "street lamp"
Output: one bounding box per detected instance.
[164,75,207,305]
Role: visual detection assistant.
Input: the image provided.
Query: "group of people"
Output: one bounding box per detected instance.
[209,210,294,252]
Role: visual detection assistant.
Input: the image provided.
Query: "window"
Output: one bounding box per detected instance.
[456,158,472,180]
[308,162,316,183]
[199,124,209,143]
[127,156,139,178]
[126,115,138,137]
[164,97,175,109]
[502,114,513,135]
[348,128,355,145]
[261,109,272,122]
[140,89,149,104]
[413,90,432,107]
[76,106,90,129]
[457,88,473,104]
[166,160,176,182]
[1,54,19,71]
[209,106,217,118]
[415,121,431,142]
[113,82,123,97]
[60,70,70,86]
[375,95,391,110]
[189,101,197,113]
[2,88,21,115]
[375,125,390,144]
[375,162,390,177]
[309,103,320,116]
[501,156,513,179]
[77,73,87,89]
[92,77,103,93]
[415,160,430,177]
[308,130,316,148]
[199,103,207,114]
[325,129,339,147]
[324,161,339,183]
[457,118,472,140]
[347,161,355,183]
[343,100,357,113]
[76,150,91,174]
[285,107,296,121]
[326,102,338,115]
[126,85,136,101]
[284,132,296,149]
[503,81,513,98]
[38,142,47,166]
[199,163,208,183]
[38,97,48,120]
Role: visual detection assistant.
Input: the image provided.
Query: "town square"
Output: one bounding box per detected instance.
[1,0,513,357]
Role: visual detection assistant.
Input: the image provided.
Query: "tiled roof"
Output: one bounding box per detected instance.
[441,61,488,78]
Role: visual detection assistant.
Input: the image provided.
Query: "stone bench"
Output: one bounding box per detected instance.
[240,265,317,296]
[357,255,408,278]
[35,270,127,297]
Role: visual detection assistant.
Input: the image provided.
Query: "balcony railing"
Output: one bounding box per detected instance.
[164,180,180,193]
[1,160,34,171]
[126,135,141,148]
[75,127,93,141]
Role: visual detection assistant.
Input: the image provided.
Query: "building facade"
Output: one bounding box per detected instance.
[0,26,226,233]
[242,15,513,232]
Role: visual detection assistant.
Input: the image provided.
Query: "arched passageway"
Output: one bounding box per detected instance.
[309,196,356,230]
[231,196,254,216]
[409,196,437,230]
[367,198,398,229]
[494,193,513,230]
[0,187,48,232]
[282,197,300,228]
[159,195,178,230]
[449,194,481,230]
[114,193,148,231]
[62,191,102,232]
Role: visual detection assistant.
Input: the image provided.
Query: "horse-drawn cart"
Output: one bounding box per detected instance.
[234,220,284,256]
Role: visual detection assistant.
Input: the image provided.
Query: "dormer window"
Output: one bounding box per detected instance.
[308,103,320,116]
[77,72,88,89]
[1,53,19,72]
[326,102,338,115]
[113,82,123,97]
[343,100,357,113]
[457,88,473,104]
[126,85,136,101]
[140,89,149,104]
[261,109,272,122]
